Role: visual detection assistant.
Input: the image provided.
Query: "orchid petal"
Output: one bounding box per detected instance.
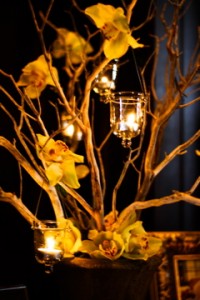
[63,149,84,163]
[46,163,63,186]
[128,35,144,49]
[61,160,80,189]
[24,85,44,99]
[58,219,82,257]
[112,8,130,32]
[85,4,117,28]
[75,165,89,179]
[104,32,129,59]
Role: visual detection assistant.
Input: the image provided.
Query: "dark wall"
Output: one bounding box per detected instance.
[0,1,74,299]
[142,0,200,231]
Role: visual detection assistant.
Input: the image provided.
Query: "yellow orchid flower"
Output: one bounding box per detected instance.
[79,229,125,260]
[52,28,93,65]
[17,55,59,99]
[121,221,162,260]
[36,134,84,188]
[85,4,144,59]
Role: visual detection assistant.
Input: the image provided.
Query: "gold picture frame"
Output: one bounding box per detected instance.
[149,232,200,300]
[174,254,200,300]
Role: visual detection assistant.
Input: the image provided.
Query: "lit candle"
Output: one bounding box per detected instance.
[126,113,139,132]
[99,76,111,89]
[62,121,75,137]
[93,75,113,94]
[37,237,63,260]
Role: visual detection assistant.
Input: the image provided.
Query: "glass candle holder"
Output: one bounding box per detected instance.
[93,59,118,102]
[33,220,65,274]
[110,91,147,147]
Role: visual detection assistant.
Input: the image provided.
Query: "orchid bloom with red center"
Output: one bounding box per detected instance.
[121,221,162,260]
[36,134,84,188]
[17,55,59,99]
[52,28,93,65]
[85,3,144,59]
[79,230,125,260]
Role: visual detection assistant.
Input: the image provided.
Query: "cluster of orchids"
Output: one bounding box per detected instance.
[15,2,161,261]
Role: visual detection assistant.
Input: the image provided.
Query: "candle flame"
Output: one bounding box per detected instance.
[46,237,56,250]
[63,121,75,137]
[126,113,139,131]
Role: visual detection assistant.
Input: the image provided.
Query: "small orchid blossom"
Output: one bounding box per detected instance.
[17,55,59,99]
[52,28,93,65]
[80,230,125,260]
[59,218,82,257]
[121,221,162,260]
[36,134,84,188]
[85,4,144,59]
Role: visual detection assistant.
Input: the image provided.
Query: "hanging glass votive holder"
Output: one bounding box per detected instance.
[110,91,147,148]
[93,59,118,103]
[33,220,65,274]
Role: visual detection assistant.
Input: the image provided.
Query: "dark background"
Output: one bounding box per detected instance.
[0,0,199,299]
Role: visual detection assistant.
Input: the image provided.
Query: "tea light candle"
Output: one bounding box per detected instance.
[126,113,139,132]
[37,236,62,260]
[38,247,62,259]
[98,76,111,89]
[93,76,113,94]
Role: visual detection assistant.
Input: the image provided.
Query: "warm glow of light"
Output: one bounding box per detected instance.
[76,130,83,141]
[101,76,109,83]
[37,236,62,256]
[63,121,75,137]
[46,236,56,250]
[99,76,112,89]
[126,113,139,131]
